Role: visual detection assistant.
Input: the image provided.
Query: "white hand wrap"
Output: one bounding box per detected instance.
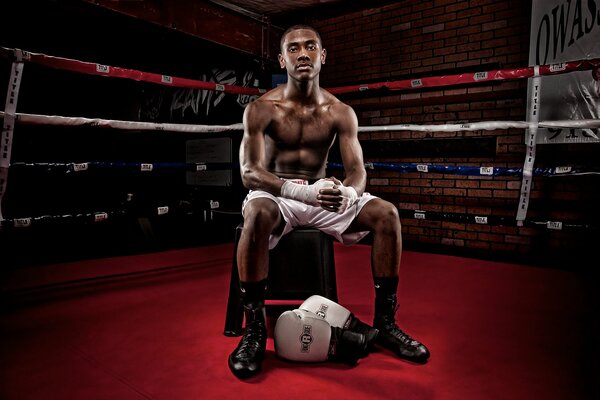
[300,295,353,329]
[280,179,334,206]
[274,309,332,362]
[336,184,359,214]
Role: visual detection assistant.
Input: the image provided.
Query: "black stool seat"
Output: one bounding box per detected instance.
[223,223,338,336]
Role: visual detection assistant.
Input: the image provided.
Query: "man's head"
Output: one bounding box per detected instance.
[278,25,326,81]
[279,24,322,51]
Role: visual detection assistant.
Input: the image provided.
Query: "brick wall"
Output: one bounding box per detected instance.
[309,0,598,265]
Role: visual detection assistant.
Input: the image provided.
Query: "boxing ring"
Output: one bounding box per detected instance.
[0,47,598,399]
[1,48,599,235]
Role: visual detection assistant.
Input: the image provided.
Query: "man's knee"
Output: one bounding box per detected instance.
[243,198,281,232]
[368,200,400,233]
[380,201,400,221]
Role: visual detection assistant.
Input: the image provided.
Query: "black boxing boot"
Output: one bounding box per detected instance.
[228,279,268,379]
[347,316,379,356]
[328,327,368,366]
[228,301,267,379]
[373,277,430,364]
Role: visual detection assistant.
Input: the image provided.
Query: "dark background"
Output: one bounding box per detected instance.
[1,0,598,269]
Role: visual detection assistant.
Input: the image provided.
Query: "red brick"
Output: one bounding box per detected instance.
[309,1,586,262]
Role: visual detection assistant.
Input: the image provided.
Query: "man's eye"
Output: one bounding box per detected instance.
[308,45,316,51]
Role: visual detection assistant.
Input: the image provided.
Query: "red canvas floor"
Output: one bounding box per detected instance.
[0,243,597,399]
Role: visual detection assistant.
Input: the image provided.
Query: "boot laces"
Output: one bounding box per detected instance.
[236,323,265,358]
[382,305,419,347]
[386,323,418,346]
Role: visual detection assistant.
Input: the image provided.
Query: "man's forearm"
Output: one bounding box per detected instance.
[241,168,284,195]
[342,172,366,196]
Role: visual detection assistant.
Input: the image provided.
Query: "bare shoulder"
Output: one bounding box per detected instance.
[321,90,353,113]
[244,87,284,128]
[323,91,357,128]
[245,93,276,114]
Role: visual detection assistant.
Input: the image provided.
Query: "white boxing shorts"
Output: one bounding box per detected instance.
[242,179,378,250]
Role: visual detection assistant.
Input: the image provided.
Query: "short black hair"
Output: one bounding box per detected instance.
[279,24,322,51]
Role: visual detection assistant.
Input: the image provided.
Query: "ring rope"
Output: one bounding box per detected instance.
[10,161,233,173]
[2,112,598,134]
[2,203,595,232]
[10,161,599,177]
[0,47,264,96]
[328,60,600,95]
[329,162,600,177]
[1,46,599,95]
[0,112,243,133]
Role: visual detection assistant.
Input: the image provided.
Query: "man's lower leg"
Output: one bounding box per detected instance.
[373,276,430,363]
[228,279,268,378]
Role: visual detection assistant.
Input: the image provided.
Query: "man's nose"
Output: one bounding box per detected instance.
[297,52,310,61]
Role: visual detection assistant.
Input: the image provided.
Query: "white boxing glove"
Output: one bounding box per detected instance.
[335,184,359,214]
[300,295,353,329]
[274,308,368,365]
[300,295,379,354]
[274,309,332,362]
[280,178,335,206]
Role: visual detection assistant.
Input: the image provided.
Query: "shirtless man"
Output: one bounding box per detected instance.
[228,24,430,379]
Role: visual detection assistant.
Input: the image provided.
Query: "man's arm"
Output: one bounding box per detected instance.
[336,104,366,196]
[316,103,366,213]
[239,100,284,195]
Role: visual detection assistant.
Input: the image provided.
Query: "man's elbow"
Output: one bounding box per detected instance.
[240,168,258,190]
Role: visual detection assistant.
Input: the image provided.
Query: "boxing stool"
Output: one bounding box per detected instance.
[223,223,338,336]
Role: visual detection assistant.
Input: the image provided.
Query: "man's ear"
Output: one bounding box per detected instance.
[321,49,327,64]
[278,54,285,69]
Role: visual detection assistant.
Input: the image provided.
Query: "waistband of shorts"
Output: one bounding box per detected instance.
[279,177,318,185]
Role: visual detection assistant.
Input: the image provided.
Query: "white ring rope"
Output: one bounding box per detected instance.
[0,112,243,133]
[1,112,598,134]
[358,120,600,133]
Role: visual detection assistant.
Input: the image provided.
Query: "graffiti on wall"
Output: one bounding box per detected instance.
[139,68,260,124]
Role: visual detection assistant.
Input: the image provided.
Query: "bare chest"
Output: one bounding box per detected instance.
[268,106,336,148]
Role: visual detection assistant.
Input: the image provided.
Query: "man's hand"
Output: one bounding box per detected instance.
[317,177,359,214]
[280,178,335,206]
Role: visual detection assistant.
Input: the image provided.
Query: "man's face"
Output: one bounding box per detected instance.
[278,29,326,81]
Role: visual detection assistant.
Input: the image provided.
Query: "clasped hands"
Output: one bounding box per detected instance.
[280,177,358,214]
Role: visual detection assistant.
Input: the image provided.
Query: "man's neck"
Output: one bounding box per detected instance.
[284,78,322,104]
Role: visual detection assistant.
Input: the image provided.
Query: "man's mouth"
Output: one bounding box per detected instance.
[296,63,312,70]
